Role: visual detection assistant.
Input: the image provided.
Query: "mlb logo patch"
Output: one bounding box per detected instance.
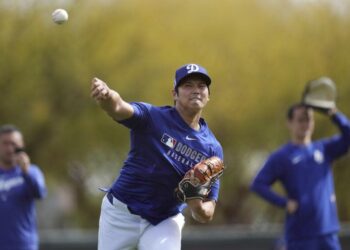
[161,133,177,148]
[313,150,324,164]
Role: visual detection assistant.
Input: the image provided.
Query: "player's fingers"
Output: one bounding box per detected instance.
[95,95,104,101]
[91,77,102,85]
[91,77,106,91]
[91,83,101,93]
[93,92,105,101]
[91,86,105,98]
[91,77,98,88]
[101,88,109,97]
[92,87,110,101]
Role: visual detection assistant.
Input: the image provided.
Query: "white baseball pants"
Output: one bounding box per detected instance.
[98,194,185,250]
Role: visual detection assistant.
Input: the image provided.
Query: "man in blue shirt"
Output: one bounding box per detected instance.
[251,103,350,250]
[0,125,47,250]
[91,63,224,250]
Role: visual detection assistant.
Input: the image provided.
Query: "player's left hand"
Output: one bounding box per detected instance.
[15,149,30,174]
[175,156,225,202]
[175,170,211,202]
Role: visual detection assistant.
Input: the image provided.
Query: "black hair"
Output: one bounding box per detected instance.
[0,124,21,136]
[287,103,310,120]
[174,73,211,94]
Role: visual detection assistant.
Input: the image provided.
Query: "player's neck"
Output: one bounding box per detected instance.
[291,136,311,145]
[175,106,202,131]
[0,160,14,170]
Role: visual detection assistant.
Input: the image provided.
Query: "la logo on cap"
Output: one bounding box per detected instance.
[186,64,200,74]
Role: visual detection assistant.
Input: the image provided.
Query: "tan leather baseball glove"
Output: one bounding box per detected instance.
[175,156,225,202]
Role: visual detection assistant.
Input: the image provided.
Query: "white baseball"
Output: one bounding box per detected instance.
[52,9,69,24]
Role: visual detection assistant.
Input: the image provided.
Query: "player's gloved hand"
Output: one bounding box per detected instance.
[175,156,225,202]
[175,171,211,201]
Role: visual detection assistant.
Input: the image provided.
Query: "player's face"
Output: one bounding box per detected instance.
[173,76,210,112]
[0,132,24,166]
[288,107,314,141]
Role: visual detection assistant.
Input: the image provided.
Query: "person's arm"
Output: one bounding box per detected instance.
[187,199,216,223]
[250,179,288,208]
[323,109,350,159]
[91,77,134,121]
[187,152,223,223]
[250,155,288,208]
[22,165,47,199]
[15,149,30,174]
[15,152,46,199]
[328,108,350,137]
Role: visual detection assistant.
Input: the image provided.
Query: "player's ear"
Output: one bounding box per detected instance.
[172,89,178,100]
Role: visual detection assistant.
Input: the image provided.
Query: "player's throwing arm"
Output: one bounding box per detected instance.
[90,77,133,121]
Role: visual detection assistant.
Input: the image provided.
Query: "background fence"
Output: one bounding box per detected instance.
[39,224,350,250]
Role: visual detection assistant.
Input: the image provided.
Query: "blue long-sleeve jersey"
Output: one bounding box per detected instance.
[0,164,47,250]
[110,102,224,225]
[251,112,350,240]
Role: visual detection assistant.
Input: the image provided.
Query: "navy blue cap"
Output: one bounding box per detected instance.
[174,63,211,89]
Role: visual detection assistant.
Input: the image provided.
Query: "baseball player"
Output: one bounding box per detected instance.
[250,103,350,250]
[0,125,47,250]
[91,63,224,250]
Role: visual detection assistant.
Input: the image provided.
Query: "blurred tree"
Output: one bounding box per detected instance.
[0,0,349,228]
